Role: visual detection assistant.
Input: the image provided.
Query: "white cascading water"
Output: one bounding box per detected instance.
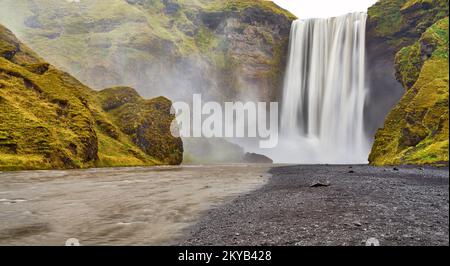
[279,12,370,164]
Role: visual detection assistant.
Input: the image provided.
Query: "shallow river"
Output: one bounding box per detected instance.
[0,164,270,246]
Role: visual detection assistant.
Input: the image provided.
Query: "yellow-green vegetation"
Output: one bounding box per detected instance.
[0,0,295,102]
[401,0,434,11]
[368,0,407,39]
[97,87,183,165]
[0,24,183,171]
[0,0,294,168]
[368,0,448,50]
[369,17,449,165]
[395,42,422,88]
[213,0,296,20]
[395,17,449,88]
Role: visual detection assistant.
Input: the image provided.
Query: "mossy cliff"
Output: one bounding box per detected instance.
[0,25,183,171]
[367,0,449,165]
[97,87,183,165]
[0,0,295,102]
[367,0,448,51]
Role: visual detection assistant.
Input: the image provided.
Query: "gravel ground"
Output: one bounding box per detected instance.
[182,165,449,246]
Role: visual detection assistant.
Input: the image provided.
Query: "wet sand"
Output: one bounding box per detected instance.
[183,165,449,246]
[0,165,270,246]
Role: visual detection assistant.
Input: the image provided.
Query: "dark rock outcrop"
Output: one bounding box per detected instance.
[0,0,296,165]
[365,0,449,138]
[243,153,273,164]
[98,87,184,165]
[367,0,449,165]
[0,0,295,103]
[0,24,183,170]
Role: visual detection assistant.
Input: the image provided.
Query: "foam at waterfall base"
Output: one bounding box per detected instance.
[279,12,371,164]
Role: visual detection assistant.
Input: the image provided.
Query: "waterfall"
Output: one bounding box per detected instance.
[280,12,370,164]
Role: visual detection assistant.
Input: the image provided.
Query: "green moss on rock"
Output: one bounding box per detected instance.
[98,87,183,165]
[395,42,422,88]
[0,0,295,103]
[367,0,448,51]
[369,17,449,166]
[0,24,183,171]
[217,0,297,20]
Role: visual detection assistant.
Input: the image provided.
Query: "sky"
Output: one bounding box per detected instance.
[272,0,379,19]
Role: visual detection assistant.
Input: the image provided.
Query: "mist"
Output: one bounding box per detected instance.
[0,0,398,165]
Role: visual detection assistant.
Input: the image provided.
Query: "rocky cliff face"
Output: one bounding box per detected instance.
[367,0,449,165]
[98,87,183,165]
[365,0,448,136]
[0,24,182,170]
[0,0,295,102]
[0,0,295,165]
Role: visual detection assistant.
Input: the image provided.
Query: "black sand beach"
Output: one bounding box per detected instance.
[182,165,449,246]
